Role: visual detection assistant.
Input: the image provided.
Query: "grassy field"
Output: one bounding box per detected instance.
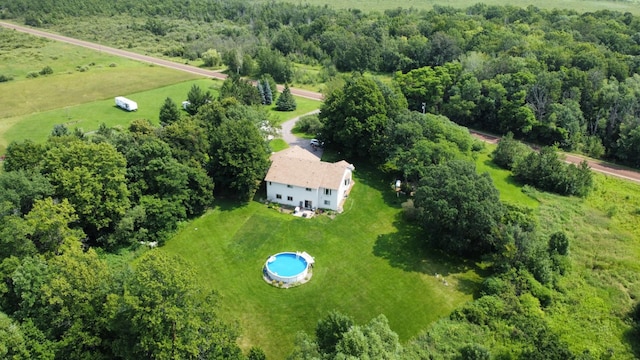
[161,164,481,358]
[0,78,218,153]
[261,0,640,14]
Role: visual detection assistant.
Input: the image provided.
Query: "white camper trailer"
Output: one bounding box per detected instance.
[115,96,138,111]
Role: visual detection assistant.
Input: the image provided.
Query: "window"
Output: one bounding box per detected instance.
[324,189,332,195]
[344,178,350,186]
[287,196,293,201]
[276,194,282,199]
[287,184,293,188]
[324,200,330,205]
[305,188,312,192]
[269,181,272,186]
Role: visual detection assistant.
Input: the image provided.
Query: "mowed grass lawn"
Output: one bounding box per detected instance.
[161,166,481,358]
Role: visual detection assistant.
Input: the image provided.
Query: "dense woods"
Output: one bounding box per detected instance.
[1,0,639,358]
[3,0,640,167]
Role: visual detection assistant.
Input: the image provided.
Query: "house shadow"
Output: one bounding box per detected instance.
[373,213,487,297]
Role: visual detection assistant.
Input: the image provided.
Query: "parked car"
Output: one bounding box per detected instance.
[310,139,324,147]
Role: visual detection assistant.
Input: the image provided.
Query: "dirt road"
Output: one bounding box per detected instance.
[2,21,639,183]
[0,21,323,101]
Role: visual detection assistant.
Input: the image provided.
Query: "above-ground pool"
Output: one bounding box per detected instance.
[265,252,314,285]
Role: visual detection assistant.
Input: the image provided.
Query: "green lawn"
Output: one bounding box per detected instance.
[474,144,539,208]
[0,78,219,153]
[161,165,481,358]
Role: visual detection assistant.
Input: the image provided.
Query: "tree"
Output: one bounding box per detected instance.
[41,140,130,241]
[158,97,181,126]
[3,140,45,172]
[319,74,389,158]
[0,312,30,359]
[0,170,53,215]
[208,119,270,201]
[201,48,221,67]
[50,124,69,137]
[219,73,262,105]
[276,83,297,111]
[25,198,83,255]
[104,252,242,359]
[413,160,504,257]
[491,132,532,170]
[185,84,212,115]
[316,311,354,356]
[335,315,402,359]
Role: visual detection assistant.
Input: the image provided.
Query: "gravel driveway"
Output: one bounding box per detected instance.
[279,110,322,158]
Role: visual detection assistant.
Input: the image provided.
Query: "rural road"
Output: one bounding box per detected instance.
[0,21,323,101]
[2,21,640,184]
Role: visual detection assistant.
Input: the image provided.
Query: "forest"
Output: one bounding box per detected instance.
[1,0,640,359]
[3,0,640,166]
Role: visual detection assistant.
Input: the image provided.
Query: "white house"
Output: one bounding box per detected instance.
[264,146,355,212]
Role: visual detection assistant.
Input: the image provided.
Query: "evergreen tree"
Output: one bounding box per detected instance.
[159,97,181,126]
[185,85,212,115]
[276,84,296,111]
[257,80,266,105]
[263,80,273,105]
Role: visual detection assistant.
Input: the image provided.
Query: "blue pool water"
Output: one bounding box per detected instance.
[267,253,307,277]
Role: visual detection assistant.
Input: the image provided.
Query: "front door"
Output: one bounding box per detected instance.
[304,200,312,209]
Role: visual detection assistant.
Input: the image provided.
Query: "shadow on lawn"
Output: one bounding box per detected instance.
[373,213,486,297]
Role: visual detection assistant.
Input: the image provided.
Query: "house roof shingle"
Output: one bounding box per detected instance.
[265,146,354,190]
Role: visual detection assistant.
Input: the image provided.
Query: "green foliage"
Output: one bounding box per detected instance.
[208,118,270,201]
[0,74,13,82]
[491,132,533,170]
[158,96,180,126]
[38,66,53,76]
[513,147,593,196]
[201,48,221,67]
[294,114,323,136]
[275,83,297,111]
[219,73,262,105]
[49,124,68,137]
[185,84,212,115]
[548,231,570,256]
[413,160,504,258]
[256,47,294,83]
[105,251,242,359]
[315,311,354,356]
[41,140,130,241]
[0,312,30,359]
[320,74,389,158]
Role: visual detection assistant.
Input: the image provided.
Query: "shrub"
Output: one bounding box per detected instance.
[26,71,39,78]
[295,114,322,135]
[39,65,53,75]
[0,74,13,82]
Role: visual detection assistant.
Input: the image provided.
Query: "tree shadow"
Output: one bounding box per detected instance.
[373,213,487,297]
[213,198,246,212]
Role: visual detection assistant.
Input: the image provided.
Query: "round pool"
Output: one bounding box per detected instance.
[265,252,313,285]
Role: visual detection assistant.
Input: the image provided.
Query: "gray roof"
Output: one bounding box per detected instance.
[265,146,354,190]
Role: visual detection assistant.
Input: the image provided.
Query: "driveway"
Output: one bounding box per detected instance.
[280,109,322,159]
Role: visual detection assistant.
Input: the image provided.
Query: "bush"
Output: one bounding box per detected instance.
[0,74,14,82]
[39,66,53,75]
[492,132,532,170]
[295,114,322,135]
[26,71,39,78]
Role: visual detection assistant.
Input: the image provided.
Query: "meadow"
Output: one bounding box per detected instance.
[260,0,640,14]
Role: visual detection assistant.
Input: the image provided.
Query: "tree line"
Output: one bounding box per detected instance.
[4,0,640,167]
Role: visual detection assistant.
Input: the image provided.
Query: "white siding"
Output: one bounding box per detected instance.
[267,182,321,209]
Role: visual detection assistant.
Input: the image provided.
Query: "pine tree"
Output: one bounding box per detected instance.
[159,97,181,126]
[276,83,296,111]
[257,80,266,105]
[263,80,273,105]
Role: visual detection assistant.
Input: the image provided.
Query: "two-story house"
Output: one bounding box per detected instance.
[264,146,355,212]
